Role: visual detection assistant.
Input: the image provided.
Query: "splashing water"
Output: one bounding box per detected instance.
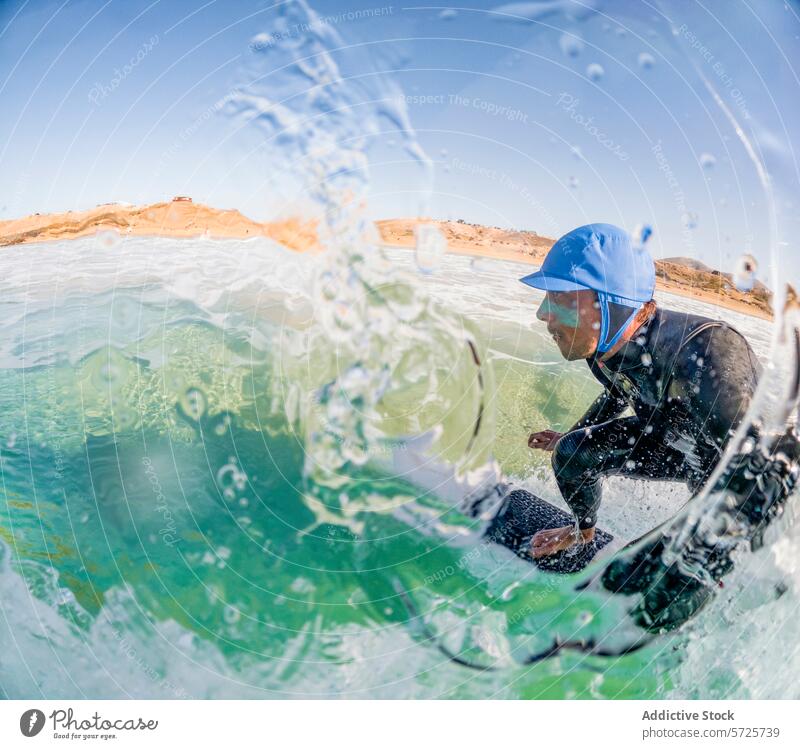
[1,0,799,700]
[414,224,448,273]
[637,52,655,69]
[733,253,758,292]
[699,152,717,169]
[682,211,699,229]
[559,32,584,57]
[586,62,605,81]
[634,223,653,245]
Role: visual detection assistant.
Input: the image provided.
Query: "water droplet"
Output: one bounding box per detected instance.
[570,145,583,160]
[568,175,580,189]
[699,152,716,169]
[469,256,494,273]
[732,253,758,291]
[440,148,448,157]
[99,362,120,383]
[113,408,137,430]
[6,432,17,448]
[559,32,584,57]
[96,230,120,248]
[640,352,652,366]
[223,605,241,624]
[681,211,699,229]
[439,8,457,20]
[625,460,637,470]
[638,52,655,69]
[586,63,605,81]
[217,459,248,499]
[213,414,232,436]
[415,224,447,273]
[180,388,206,421]
[634,224,653,245]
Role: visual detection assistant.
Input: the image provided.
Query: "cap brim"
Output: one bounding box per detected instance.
[519,270,589,293]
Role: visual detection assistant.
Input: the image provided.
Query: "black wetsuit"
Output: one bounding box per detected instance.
[549,304,800,631]
[481,305,799,640]
[552,305,762,531]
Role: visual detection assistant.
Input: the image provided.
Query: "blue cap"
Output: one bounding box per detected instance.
[519,223,656,353]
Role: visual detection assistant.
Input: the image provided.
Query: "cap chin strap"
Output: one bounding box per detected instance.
[596,291,641,354]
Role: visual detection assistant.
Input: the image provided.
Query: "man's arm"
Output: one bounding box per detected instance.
[529,386,628,452]
[571,386,630,432]
[671,324,761,451]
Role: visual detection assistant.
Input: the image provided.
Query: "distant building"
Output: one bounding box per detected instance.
[172,196,192,203]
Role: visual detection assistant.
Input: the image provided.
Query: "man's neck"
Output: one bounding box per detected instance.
[597,306,655,362]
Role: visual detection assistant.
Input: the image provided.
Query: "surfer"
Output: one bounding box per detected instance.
[518,223,763,559]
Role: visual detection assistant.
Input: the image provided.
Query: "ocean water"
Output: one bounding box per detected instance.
[3,0,799,701]
[0,234,797,699]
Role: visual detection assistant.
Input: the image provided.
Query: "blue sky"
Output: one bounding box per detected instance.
[1,0,799,285]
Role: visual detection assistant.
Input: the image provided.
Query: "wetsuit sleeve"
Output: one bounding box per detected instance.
[569,387,630,432]
[668,324,762,452]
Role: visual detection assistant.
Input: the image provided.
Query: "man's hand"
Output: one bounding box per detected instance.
[528,430,563,451]
[531,525,595,558]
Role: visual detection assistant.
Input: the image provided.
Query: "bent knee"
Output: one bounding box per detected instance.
[552,430,590,480]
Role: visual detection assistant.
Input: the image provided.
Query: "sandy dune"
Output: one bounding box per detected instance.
[0,201,773,319]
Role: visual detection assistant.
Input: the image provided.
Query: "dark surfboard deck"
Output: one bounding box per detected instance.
[485,489,613,574]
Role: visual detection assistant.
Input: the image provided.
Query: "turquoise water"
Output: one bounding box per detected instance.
[0,234,796,699]
[2,0,799,700]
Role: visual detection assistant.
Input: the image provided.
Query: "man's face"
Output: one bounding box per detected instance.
[536,289,601,360]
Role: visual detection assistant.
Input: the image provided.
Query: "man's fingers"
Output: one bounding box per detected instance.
[529,431,561,451]
[529,432,557,450]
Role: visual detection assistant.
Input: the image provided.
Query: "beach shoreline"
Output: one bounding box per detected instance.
[0,201,773,321]
[376,218,774,322]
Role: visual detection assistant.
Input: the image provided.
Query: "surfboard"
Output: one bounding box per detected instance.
[486,489,613,574]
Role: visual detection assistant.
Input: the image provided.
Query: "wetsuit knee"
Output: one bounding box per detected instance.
[551,429,593,484]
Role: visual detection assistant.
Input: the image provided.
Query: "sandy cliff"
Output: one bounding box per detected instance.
[0,199,318,253]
